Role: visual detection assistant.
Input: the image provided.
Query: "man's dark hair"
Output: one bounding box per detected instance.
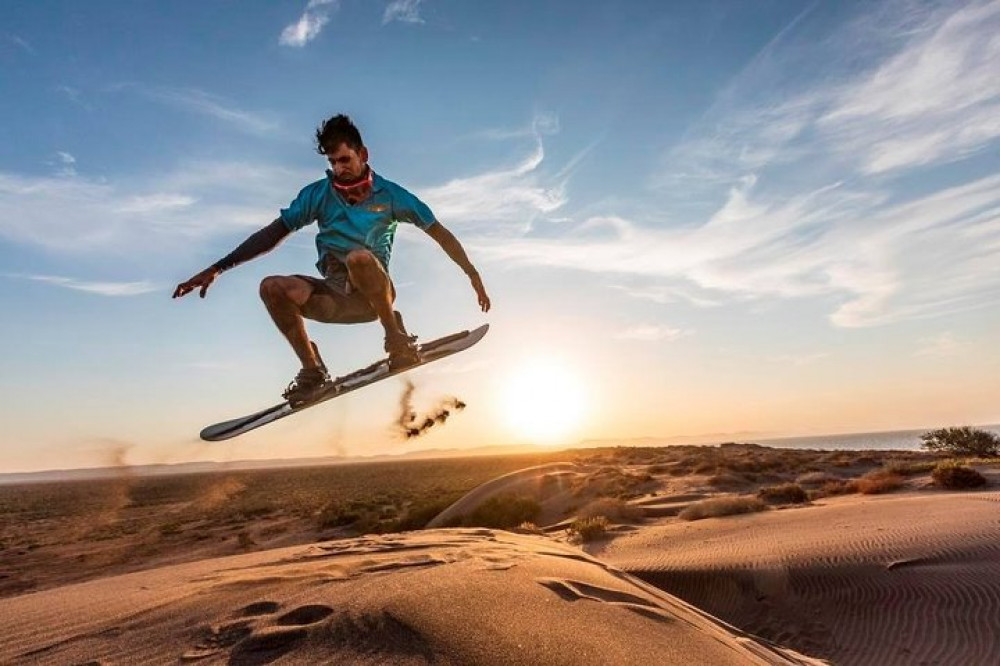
[315,114,364,154]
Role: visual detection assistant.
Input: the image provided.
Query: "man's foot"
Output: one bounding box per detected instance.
[385,311,420,369]
[283,342,330,405]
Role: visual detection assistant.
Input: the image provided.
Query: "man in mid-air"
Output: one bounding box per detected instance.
[173,114,490,405]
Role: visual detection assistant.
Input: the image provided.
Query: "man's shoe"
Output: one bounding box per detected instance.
[385,332,420,370]
[282,366,330,405]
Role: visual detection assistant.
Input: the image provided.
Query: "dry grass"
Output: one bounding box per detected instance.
[569,516,610,542]
[796,471,840,486]
[679,496,768,521]
[854,470,905,495]
[576,497,644,523]
[758,483,808,504]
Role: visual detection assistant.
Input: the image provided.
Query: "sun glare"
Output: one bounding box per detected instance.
[501,358,587,444]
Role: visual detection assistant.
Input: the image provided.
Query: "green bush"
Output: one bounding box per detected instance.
[932,462,987,489]
[921,427,1000,457]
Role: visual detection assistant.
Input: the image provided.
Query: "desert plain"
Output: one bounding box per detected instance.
[1,444,998,665]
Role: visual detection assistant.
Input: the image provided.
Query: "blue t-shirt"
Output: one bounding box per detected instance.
[280,171,437,271]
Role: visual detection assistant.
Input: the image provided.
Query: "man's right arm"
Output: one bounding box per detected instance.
[172,219,290,299]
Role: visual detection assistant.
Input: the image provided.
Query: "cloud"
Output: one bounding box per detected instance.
[615,325,690,342]
[819,0,1000,174]
[416,114,568,234]
[9,34,34,54]
[129,86,280,135]
[8,274,160,296]
[53,151,77,177]
[476,1,1000,329]
[480,172,1000,328]
[280,0,340,47]
[769,352,830,366]
[915,332,963,357]
[0,161,312,255]
[610,284,722,308]
[383,0,425,25]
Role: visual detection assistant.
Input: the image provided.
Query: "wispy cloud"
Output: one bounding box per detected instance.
[610,284,722,308]
[466,113,560,142]
[53,151,77,177]
[129,85,280,135]
[8,274,159,296]
[383,0,425,25]
[9,34,34,54]
[477,0,1000,329]
[615,324,690,342]
[280,0,340,47]
[0,161,312,254]
[915,332,963,357]
[769,352,830,366]
[417,114,568,234]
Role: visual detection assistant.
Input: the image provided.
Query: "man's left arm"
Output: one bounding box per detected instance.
[423,222,491,312]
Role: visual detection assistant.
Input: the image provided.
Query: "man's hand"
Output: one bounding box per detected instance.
[172,267,220,299]
[470,272,491,312]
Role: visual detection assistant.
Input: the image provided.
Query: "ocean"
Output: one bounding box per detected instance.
[756,424,1000,451]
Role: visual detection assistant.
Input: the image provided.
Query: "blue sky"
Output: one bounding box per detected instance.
[2,0,999,472]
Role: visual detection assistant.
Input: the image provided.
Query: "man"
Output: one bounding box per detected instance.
[173,114,490,405]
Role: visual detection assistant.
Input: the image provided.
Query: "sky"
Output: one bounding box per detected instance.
[1,0,999,473]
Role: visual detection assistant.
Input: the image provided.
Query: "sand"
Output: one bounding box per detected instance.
[3,447,997,665]
[597,489,1000,665]
[0,528,818,665]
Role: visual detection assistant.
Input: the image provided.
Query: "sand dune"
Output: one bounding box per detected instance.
[598,489,1000,665]
[5,446,996,665]
[0,528,820,666]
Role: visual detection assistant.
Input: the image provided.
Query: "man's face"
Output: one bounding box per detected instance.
[324,143,368,183]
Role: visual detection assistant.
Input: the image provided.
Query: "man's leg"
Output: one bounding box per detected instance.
[259,276,322,369]
[344,250,406,339]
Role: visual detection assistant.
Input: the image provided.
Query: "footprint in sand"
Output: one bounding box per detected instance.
[180,620,255,662]
[240,600,282,616]
[183,604,332,664]
[537,578,674,624]
[276,604,335,626]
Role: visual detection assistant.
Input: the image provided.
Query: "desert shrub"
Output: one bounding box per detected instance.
[515,522,544,534]
[854,470,904,495]
[931,462,987,489]
[757,483,808,504]
[882,460,937,476]
[679,496,767,521]
[577,498,643,523]
[820,479,859,496]
[921,427,1000,457]
[392,497,458,531]
[706,472,748,488]
[569,516,610,542]
[796,472,839,486]
[447,494,541,529]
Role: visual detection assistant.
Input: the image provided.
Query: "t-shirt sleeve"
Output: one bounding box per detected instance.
[279,184,318,232]
[392,186,437,230]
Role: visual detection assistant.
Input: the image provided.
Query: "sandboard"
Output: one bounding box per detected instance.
[200,324,489,441]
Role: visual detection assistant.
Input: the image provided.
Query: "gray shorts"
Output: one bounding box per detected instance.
[295,255,389,324]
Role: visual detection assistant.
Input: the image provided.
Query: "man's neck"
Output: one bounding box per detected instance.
[332,167,372,205]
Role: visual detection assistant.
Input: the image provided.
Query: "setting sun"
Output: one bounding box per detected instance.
[500,358,587,444]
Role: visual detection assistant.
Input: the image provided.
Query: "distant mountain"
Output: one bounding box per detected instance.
[0,443,544,486]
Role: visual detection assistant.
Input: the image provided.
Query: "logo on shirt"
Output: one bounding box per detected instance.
[367,203,389,213]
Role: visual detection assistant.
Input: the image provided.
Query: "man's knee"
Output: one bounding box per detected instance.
[345,249,379,273]
[259,276,309,306]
